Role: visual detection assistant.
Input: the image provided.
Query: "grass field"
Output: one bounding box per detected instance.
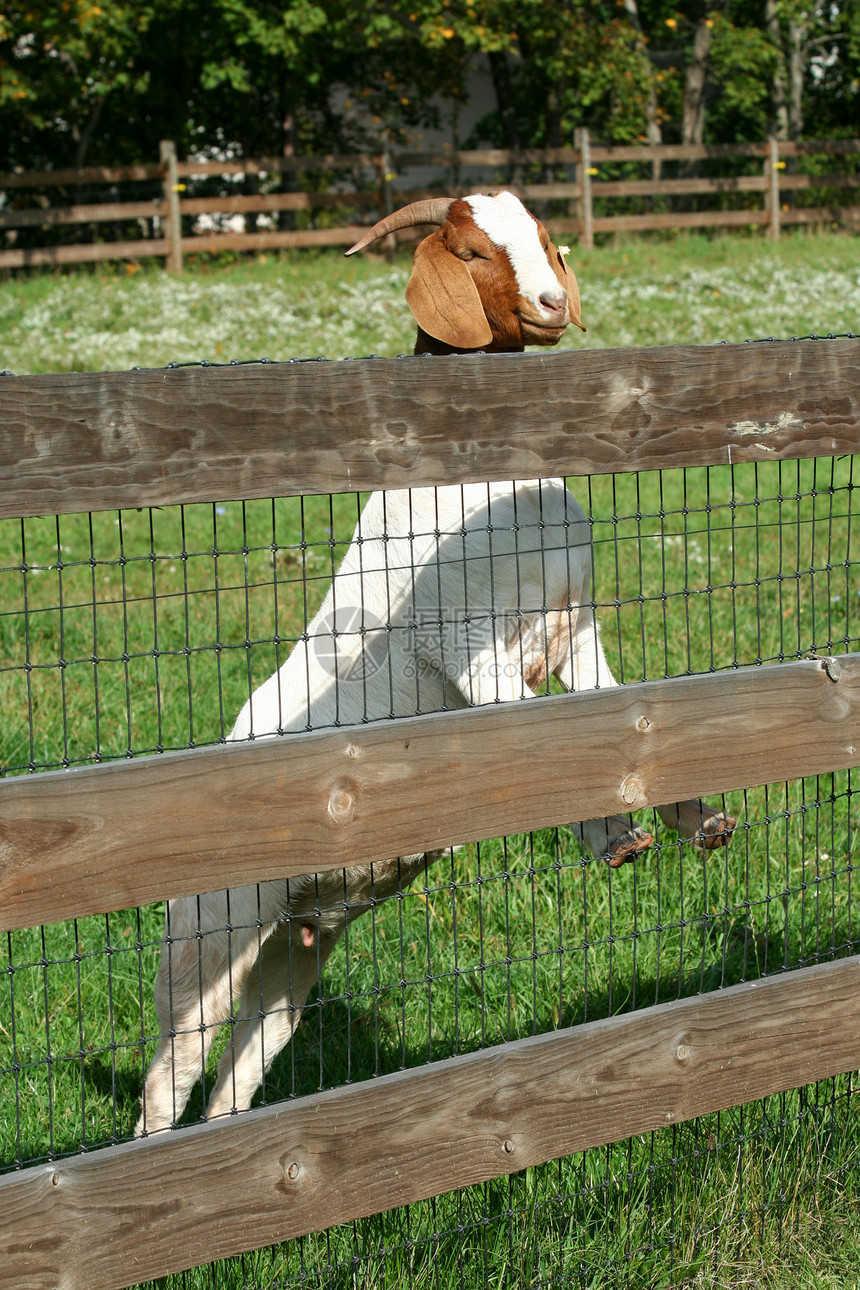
[1,229,860,374]
[1,232,859,1288]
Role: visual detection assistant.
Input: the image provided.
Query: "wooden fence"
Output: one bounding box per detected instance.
[1,133,859,271]
[0,337,859,1287]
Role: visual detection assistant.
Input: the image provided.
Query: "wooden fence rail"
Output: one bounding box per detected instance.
[2,339,858,517]
[0,652,856,932]
[1,133,859,270]
[0,342,858,1288]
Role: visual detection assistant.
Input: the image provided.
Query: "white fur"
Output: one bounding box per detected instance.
[466,191,562,313]
[136,480,727,1134]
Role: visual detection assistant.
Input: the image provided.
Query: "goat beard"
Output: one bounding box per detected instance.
[484,299,569,351]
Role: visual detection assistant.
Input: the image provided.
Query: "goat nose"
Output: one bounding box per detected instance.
[539,287,567,313]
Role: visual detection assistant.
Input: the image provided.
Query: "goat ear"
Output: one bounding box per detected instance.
[551,244,587,332]
[406,234,493,349]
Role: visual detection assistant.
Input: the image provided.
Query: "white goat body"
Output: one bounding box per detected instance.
[235,480,611,731]
[137,479,728,1133]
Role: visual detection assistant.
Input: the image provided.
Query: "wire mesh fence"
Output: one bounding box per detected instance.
[1,447,858,1284]
[3,456,856,773]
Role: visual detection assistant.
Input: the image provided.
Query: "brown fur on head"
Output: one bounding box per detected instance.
[406,196,584,354]
[346,191,585,356]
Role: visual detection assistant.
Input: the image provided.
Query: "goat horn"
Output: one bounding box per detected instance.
[344,198,454,256]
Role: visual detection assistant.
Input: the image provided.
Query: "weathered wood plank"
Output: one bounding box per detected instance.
[1,954,858,1290]
[589,204,860,234]
[0,226,368,271]
[394,146,580,167]
[587,141,769,162]
[1,339,858,519]
[591,209,771,233]
[0,200,167,230]
[0,141,795,194]
[780,204,860,226]
[0,655,857,931]
[175,152,379,178]
[0,139,852,195]
[793,138,860,155]
[178,192,378,216]
[0,163,164,189]
[177,226,364,255]
[6,174,852,236]
[778,173,860,192]
[590,174,767,198]
[0,238,168,270]
[428,141,766,166]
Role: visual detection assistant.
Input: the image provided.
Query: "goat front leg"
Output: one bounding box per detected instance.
[572,816,654,867]
[459,624,654,864]
[553,605,734,862]
[554,607,654,865]
[655,800,736,852]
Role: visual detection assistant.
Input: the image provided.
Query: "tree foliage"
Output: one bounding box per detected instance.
[0,0,857,171]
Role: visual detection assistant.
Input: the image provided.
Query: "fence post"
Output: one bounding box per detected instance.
[575,127,594,250]
[767,134,782,241]
[160,140,183,273]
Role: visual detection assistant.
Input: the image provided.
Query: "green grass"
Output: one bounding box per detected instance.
[1,234,859,1287]
[1,229,859,374]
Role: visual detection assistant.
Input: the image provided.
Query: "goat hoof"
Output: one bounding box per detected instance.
[607,830,653,868]
[692,813,737,852]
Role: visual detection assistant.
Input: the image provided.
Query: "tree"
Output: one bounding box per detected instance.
[1,0,858,180]
[622,0,664,154]
[0,2,155,170]
[417,1,664,155]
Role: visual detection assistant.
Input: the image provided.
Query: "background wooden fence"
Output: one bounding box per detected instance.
[1,132,859,271]
[0,338,858,1287]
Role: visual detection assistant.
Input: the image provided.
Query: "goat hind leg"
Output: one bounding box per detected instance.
[136,898,274,1134]
[206,919,340,1118]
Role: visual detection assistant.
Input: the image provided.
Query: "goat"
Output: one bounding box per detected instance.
[136,192,734,1135]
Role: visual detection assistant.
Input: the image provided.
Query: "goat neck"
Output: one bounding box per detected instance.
[413,327,524,357]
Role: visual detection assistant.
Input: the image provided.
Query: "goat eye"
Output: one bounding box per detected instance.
[458,248,476,261]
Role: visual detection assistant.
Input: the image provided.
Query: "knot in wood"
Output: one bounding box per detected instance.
[327,779,357,823]
[620,776,641,807]
[675,1032,692,1063]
